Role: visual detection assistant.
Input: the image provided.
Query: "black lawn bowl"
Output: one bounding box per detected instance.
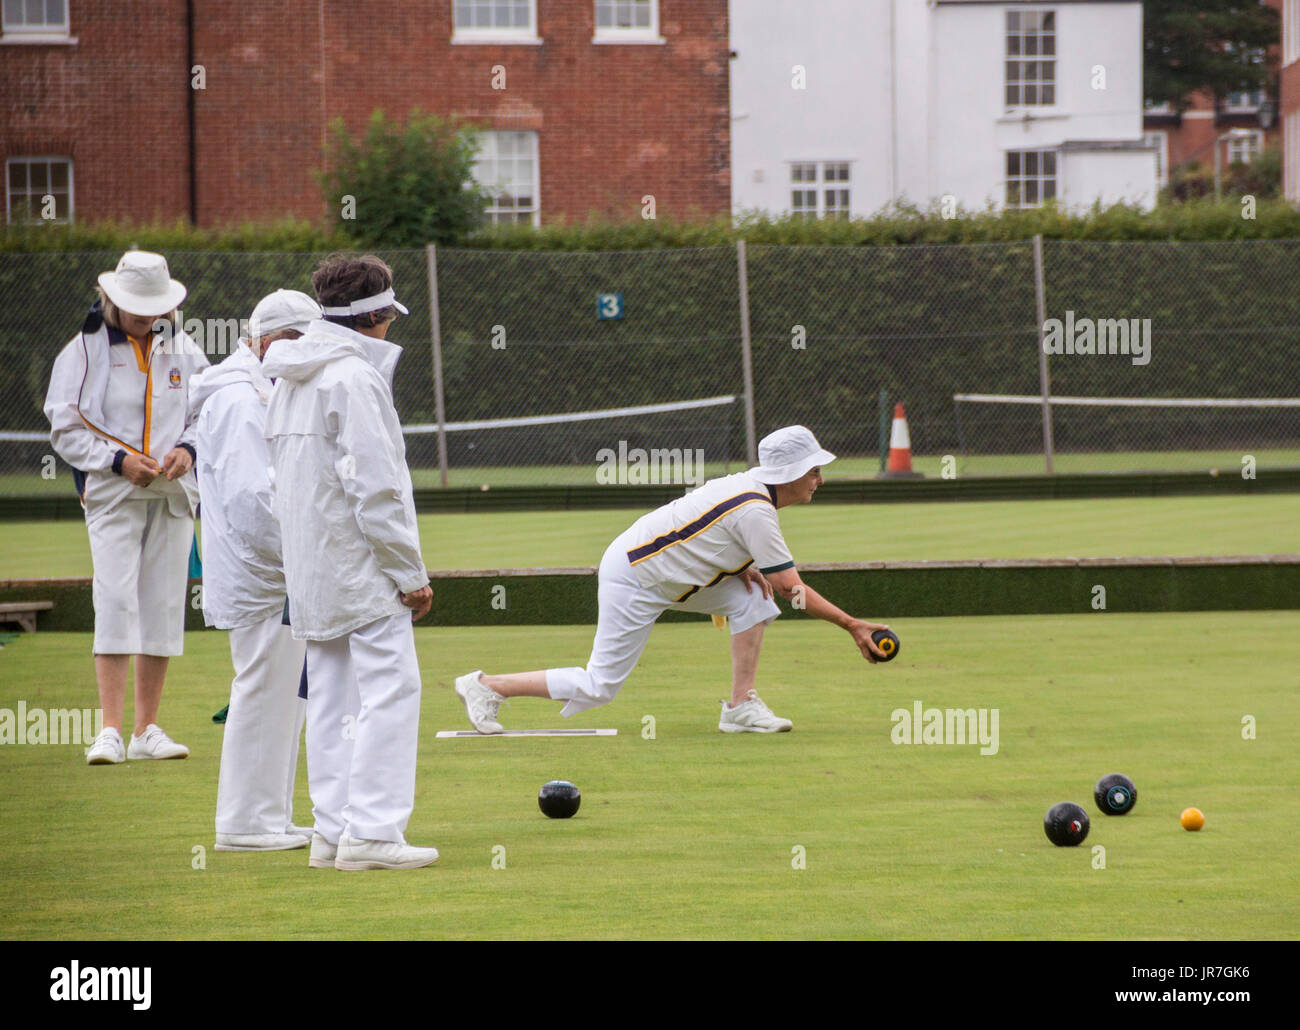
[1094,773,1137,815]
[1044,802,1090,846]
[871,629,901,662]
[538,780,581,819]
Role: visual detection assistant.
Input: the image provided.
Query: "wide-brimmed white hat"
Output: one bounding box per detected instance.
[248,289,322,338]
[97,251,187,317]
[747,425,836,484]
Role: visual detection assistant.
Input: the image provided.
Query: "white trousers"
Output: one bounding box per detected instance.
[87,498,192,656]
[305,612,421,845]
[215,610,308,836]
[547,539,782,717]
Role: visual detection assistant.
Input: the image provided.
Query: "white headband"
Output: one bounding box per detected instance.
[321,288,407,316]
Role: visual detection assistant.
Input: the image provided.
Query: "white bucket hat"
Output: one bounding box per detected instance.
[97,251,187,317]
[248,289,323,338]
[748,425,836,484]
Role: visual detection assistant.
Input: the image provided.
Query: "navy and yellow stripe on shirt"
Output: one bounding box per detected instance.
[674,558,755,603]
[626,491,774,566]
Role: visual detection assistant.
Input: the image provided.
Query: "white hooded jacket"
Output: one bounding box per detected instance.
[262,320,428,641]
[189,340,286,630]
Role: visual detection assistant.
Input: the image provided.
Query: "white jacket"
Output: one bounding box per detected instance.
[43,305,208,524]
[189,341,287,630]
[262,321,428,641]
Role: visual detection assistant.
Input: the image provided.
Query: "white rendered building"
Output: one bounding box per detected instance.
[730,0,1158,216]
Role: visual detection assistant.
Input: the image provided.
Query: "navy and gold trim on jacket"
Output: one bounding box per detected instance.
[626,490,774,566]
[674,559,755,603]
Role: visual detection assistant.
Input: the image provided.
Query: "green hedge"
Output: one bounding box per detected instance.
[6,199,1300,254]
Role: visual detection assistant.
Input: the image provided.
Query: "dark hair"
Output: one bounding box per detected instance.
[311,253,399,329]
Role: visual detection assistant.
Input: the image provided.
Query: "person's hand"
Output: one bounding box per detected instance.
[850,619,892,663]
[740,566,772,600]
[161,447,193,481]
[121,452,161,487]
[401,585,433,621]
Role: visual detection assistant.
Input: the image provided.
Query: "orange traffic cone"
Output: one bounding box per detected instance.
[879,403,924,478]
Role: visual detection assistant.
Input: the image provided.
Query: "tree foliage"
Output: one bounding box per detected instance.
[1144,0,1280,111]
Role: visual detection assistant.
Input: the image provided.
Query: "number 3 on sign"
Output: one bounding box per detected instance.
[597,293,624,320]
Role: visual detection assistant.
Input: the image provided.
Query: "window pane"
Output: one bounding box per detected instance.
[1042,85,1055,105]
[1025,34,1037,56]
[8,162,24,189]
[1005,85,1019,105]
[1006,62,1020,83]
[1007,152,1020,175]
[1041,36,1055,56]
[635,4,650,28]
[1043,180,1056,200]
[1007,35,1020,56]
[1006,11,1019,31]
[1007,182,1021,207]
[46,0,64,25]
[50,160,68,189]
[1043,152,1056,175]
[1041,12,1054,31]
[1025,180,1038,204]
[1024,84,1037,105]
[1025,152,1038,175]
[25,0,40,23]
[1022,11,1038,31]
[1042,60,1055,84]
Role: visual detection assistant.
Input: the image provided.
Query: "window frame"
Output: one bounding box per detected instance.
[1004,9,1057,109]
[6,156,74,225]
[1004,148,1058,210]
[788,161,852,221]
[1,0,72,41]
[592,0,664,45]
[472,130,540,227]
[1226,129,1263,165]
[451,0,542,45]
[1143,130,1168,190]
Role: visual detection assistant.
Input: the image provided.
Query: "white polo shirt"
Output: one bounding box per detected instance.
[619,472,795,602]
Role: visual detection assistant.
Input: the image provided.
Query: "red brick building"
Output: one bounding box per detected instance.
[1143,0,1283,196]
[2,1,730,227]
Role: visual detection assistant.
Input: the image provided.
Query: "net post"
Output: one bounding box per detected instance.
[736,239,758,465]
[426,243,449,488]
[1033,234,1055,474]
[878,388,890,473]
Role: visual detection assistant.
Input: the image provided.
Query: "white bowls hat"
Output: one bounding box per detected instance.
[248,289,323,338]
[97,251,187,318]
[747,425,836,484]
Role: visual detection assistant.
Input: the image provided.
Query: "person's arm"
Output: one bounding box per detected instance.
[44,337,122,474]
[329,372,431,612]
[733,502,891,662]
[204,388,283,568]
[763,566,892,663]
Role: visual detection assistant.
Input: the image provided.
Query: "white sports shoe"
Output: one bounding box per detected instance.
[308,833,338,870]
[335,834,439,871]
[85,727,126,765]
[454,670,506,734]
[127,724,190,760]
[215,832,310,852]
[718,690,793,733]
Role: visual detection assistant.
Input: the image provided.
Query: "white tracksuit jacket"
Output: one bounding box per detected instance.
[43,305,208,523]
[189,341,287,630]
[262,321,428,642]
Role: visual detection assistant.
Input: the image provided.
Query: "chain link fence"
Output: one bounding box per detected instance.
[3,238,1298,496]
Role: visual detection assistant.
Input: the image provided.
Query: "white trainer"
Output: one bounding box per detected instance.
[308,833,338,870]
[85,727,126,765]
[215,832,310,852]
[127,724,190,759]
[454,670,506,734]
[335,834,439,871]
[718,690,793,733]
